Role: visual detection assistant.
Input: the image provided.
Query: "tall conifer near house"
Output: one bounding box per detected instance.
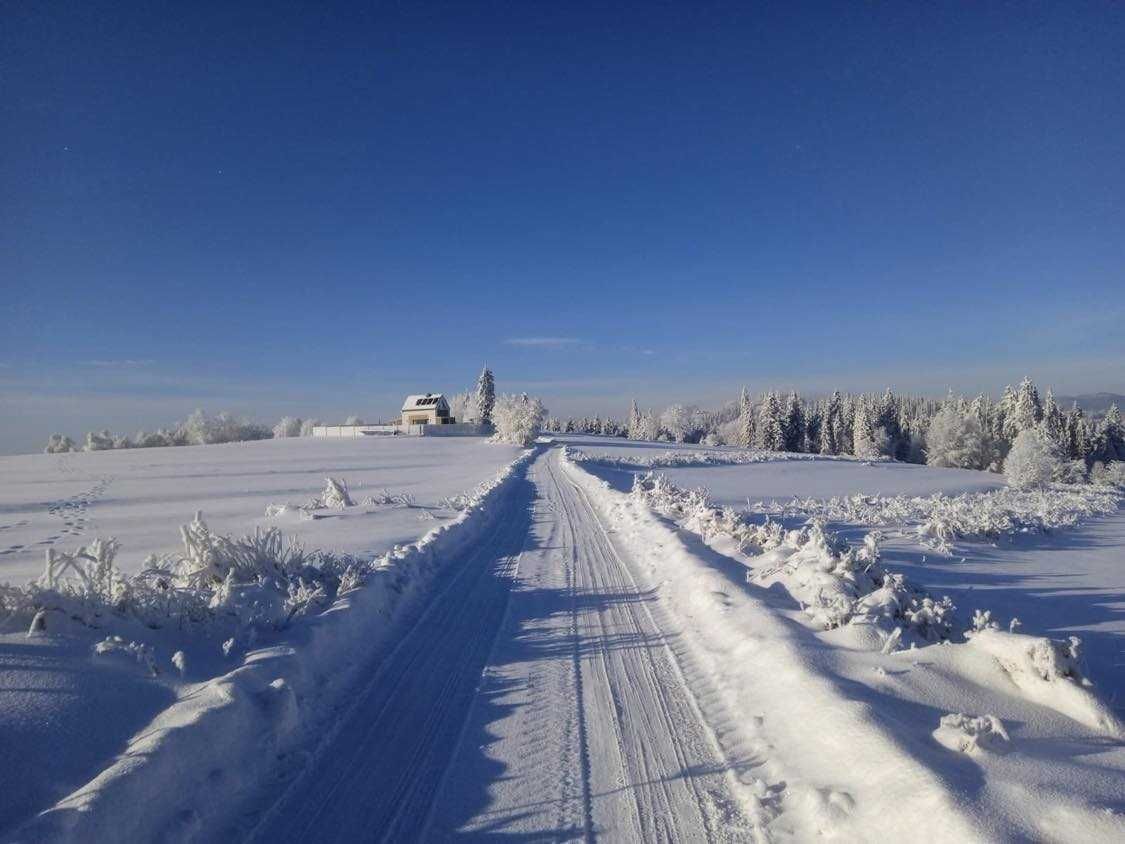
[475,367,496,425]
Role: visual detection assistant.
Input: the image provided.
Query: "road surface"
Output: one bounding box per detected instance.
[250,449,755,841]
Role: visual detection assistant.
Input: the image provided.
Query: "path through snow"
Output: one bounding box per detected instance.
[249,449,756,842]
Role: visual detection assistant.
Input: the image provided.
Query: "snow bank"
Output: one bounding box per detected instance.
[11,449,536,842]
[966,629,1125,737]
[559,454,988,840]
[562,453,1125,841]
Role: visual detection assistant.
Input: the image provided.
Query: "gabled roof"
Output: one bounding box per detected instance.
[402,393,448,412]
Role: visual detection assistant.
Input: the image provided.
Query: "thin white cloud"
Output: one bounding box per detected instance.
[504,337,582,348]
[78,359,155,368]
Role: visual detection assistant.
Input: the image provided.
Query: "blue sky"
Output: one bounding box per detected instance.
[3,2,1123,453]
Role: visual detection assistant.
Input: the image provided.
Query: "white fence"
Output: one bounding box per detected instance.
[311,423,491,439]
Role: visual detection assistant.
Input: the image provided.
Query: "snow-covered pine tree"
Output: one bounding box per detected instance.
[1009,377,1043,440]
[1097,403,1124,463]
[475,367,496,426]
[852,395,881,459]
[756,392,785,451]
[821,391,843,455]
[804,402,823,455]
[782,391,805,452]
[627,400,642,440]
[737,387,754,448]
[1041,389,1065,446]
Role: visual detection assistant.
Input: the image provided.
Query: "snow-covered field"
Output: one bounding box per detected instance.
[0,436,523,583]
[2,434,1122,841]
[0,436,524,837]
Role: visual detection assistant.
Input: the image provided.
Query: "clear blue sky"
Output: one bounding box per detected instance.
[2,1,1123,453]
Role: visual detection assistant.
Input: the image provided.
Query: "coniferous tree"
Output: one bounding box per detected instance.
[1010,377,1043,438]
[737,387,754,448]
[756,392,786,451]
[852,395,881,458]
[783,391,805,452]
[1041,389,1066,446]
[475,367,496,425]
[1097,403,1124,463]
[821,391,843,455]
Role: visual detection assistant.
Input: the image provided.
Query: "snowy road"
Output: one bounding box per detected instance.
[250,449,755,842]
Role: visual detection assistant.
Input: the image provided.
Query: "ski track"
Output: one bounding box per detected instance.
[249,448,756,842]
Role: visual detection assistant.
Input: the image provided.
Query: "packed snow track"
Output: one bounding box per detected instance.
[250,449,755,842]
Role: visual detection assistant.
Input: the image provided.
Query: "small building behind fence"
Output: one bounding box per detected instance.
[311,392,491,438]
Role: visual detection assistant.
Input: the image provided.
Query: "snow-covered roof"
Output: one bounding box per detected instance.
[402,393,448,411]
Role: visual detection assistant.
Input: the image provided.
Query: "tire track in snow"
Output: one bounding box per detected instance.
[247,450,757,842]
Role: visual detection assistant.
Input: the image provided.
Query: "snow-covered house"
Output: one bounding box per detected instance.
[401,393,454,426]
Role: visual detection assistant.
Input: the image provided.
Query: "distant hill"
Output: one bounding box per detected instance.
[1055,392,1125,416]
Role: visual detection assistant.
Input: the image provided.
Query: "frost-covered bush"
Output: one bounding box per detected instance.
[2,514,363,637]
[925,405,993,470]
[311,477,353,509]
[1090,460,1125,489]
[629,472,955,644]
[1004,428,1063,490]
[344,415,364,426]
[756,484,1119,552]
[492,393,547,446]
[273,416,303,438]
[182,410,271,445]
[299,418,321,437]
[83,429,116,451]
[362,489,415,507]
[44,434,77,453]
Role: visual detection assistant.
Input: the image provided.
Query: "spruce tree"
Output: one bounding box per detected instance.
[783,391,805,452]
[1098,404,1124,462]
[756,392,785,451]
[474,367,496,425]
[737,387,754,448]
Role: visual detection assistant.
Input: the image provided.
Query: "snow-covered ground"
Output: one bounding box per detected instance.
[2,435,1123,841]
[0,436,524,837]
[0,436,523,582]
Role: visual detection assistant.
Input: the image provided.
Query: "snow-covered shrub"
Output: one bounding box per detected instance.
[179,409,271,445]
[491,393,547,446]
[755,483,1119,550]
[933,713,1009,755]
[310,477,353,509]
[629,472,955,644]
[44,434,77,453]
[344,415,364,426]
[1090,460,1125,489]
[1004,428,1063,490]
[83,429,116,451]
[299,418,321,437]
[362,489,415,507]
[273,416,303,438]
[924,405,993,470]
[1055,458,1089,485]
